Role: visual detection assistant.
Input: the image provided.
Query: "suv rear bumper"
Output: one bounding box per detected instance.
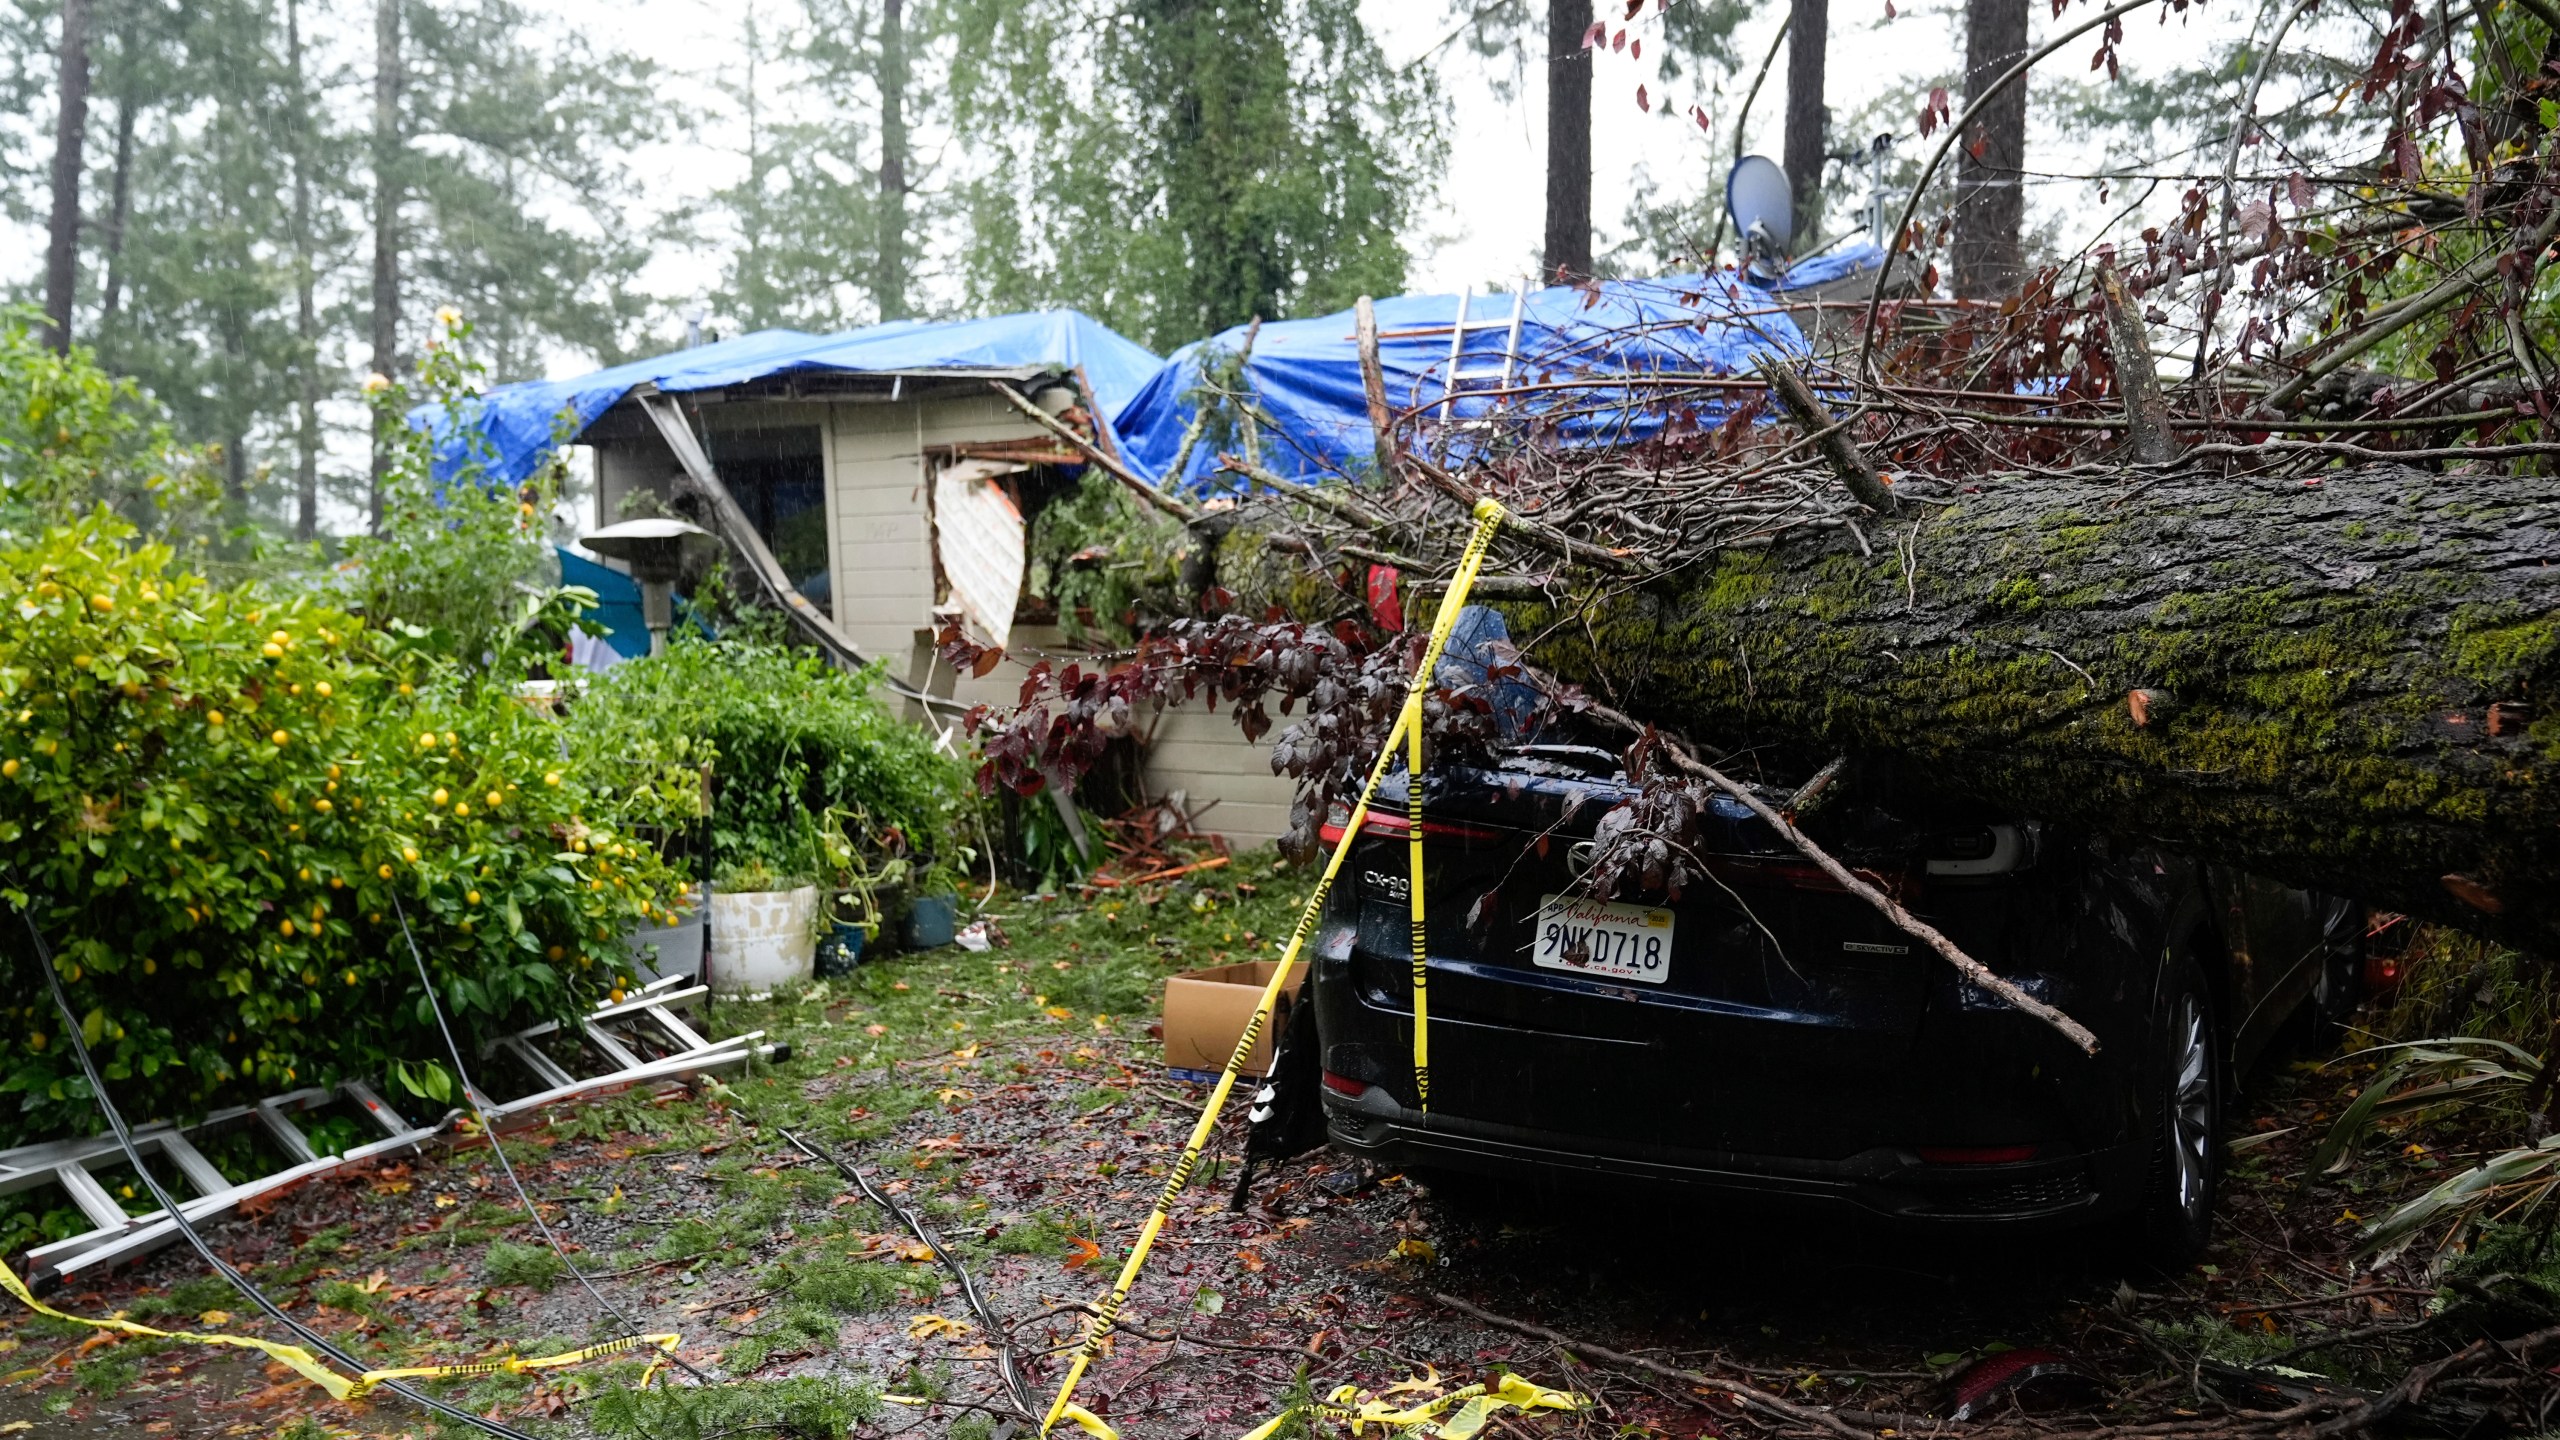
[1319,1083,2138,1228]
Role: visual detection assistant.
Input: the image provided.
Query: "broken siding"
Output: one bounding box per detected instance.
[937,629,1294,850]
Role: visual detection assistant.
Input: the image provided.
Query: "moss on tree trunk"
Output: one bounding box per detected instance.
[1510,465,2560,952]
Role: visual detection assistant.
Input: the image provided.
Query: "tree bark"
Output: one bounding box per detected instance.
[1543,0,1592,280]
[43,0,91,354]
[97,43,133,333]
[1508,466,2560,954]
[369,0,403,534]
[876,0,910,322]
[1952,0,2028,298]
[289,0,321,543]
[1780,0,1828,242]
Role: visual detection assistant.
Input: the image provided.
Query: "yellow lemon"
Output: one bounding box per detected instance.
[452,802,469,818]
[546,945,564,960]
[313,798,332,813]
[268,630,290,647]
[261,642,283,659]
[343,970,359,987]
[431,788,449,806]
[465,890,481,905]
[401,846,419,863]
[315,681,332,698]
[1,760,16,778]
[484,791,501,808]
[206,710,225,726]
[543,771,562,787]
[270,729,289,746]
[418,731,436,748]
[279,919,296,937]
[89,594,113,612]
[378,864,394,879]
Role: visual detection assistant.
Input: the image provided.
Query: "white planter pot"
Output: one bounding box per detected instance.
[707,885,818,997]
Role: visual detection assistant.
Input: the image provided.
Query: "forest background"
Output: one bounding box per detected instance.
[0,0,2393,540]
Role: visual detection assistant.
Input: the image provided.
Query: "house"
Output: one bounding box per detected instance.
[445,260,1879,851]
[449,310,1305,848]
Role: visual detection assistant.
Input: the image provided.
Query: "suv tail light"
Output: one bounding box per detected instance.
[1321,1071,1373,1098]
[1318,799,1503,846]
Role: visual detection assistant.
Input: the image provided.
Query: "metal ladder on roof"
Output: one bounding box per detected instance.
[0,974,778,1288]
[1435,281,1532,426]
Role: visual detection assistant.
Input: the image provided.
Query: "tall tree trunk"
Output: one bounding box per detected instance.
[1502,465,2560,955]
[1780,0,1828,242]
[1952,0,2028,298]
[1542,0,1592,280]
[875,0,909,322]
[97,48,133,332]
[42,0,92,354]
[288,0,320,543]
[369,0,402,533]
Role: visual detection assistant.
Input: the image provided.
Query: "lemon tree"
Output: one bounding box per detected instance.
[0,511,689,1141]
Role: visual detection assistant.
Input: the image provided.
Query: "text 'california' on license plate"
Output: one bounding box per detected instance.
[1532,894,1675,984]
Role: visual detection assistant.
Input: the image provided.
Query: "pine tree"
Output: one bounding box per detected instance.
[41,0,89,352]
[952,0,1436,349]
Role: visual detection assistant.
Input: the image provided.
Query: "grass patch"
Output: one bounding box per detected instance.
[783,1254,912,1313]
[483,1239,568,1292]
[590,1374,881,1439]
[992,1214,1073,1258]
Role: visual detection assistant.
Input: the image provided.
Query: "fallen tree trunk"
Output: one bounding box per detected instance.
[1440,463,2559,953]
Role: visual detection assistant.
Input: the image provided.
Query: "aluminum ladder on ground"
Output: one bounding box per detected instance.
[0,976,781,1287]
[470,973,783,1126]
[2,1078,441,1287]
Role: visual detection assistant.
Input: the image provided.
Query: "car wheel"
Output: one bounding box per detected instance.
[2137,950,2223,1270]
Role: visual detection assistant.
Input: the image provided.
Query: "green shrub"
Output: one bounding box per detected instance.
[565,637,972,886]
[482,1239,568,1292]
[784,1254,909,1313]
[0,512,685,1141]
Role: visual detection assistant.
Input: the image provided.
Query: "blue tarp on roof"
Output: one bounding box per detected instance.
[1117,247,1889,492]
[427,310,1164,488]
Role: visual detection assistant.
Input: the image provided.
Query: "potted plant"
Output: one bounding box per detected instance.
[708,854,821,997]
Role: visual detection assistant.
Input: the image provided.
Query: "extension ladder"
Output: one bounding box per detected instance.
[0,975,776,1288]
[1435,282,1530,425]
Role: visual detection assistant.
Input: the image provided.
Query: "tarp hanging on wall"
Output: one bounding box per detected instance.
[1112,249,1888,494]
[421,310,1164,490]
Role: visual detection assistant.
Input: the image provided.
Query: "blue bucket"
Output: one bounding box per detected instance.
[903,893,959,950]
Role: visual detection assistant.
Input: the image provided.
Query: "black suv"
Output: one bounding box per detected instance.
[1307,746,2361,1260]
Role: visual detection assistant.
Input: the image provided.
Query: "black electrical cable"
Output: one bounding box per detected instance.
[778,1126,1037,1424]
[389,894,715,1384]
[10,901,550,1440]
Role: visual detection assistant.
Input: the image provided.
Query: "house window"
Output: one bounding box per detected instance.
[702,424,831,618]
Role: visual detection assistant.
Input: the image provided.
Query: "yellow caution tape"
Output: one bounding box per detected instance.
[1038,498,1508,1436]
[0,1255,677,1402]
[1238,1372,1585,1440]
[1406,500,1506,1112]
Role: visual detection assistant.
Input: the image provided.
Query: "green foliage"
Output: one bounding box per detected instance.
[590,1374,882,1439]
[782,1253,911,1313]
[949,0,1437,348]
[566,636,971,886]
[349,314,582,678]
[1026,468,1187,644]
[0,312,216,544]
[482,1238,569,1291]
[990,1214,1073,1257]
[0,512,680,1141]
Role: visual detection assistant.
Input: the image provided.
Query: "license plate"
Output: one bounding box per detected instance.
[1531,894,1675,984]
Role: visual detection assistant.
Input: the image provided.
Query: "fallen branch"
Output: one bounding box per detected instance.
[1430,1291,1879,1440]
[990,381,1199,525]
[1758,362,1899,515]
[1090,856,1232,889]
[1581,700,2101,1055]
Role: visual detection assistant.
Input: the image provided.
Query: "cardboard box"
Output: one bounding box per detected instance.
[1161,960,1307,1078]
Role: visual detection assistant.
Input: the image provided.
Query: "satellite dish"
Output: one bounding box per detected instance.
[1725,154,1795,267]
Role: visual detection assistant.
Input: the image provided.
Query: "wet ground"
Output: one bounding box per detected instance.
[0,867,2497,1439]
